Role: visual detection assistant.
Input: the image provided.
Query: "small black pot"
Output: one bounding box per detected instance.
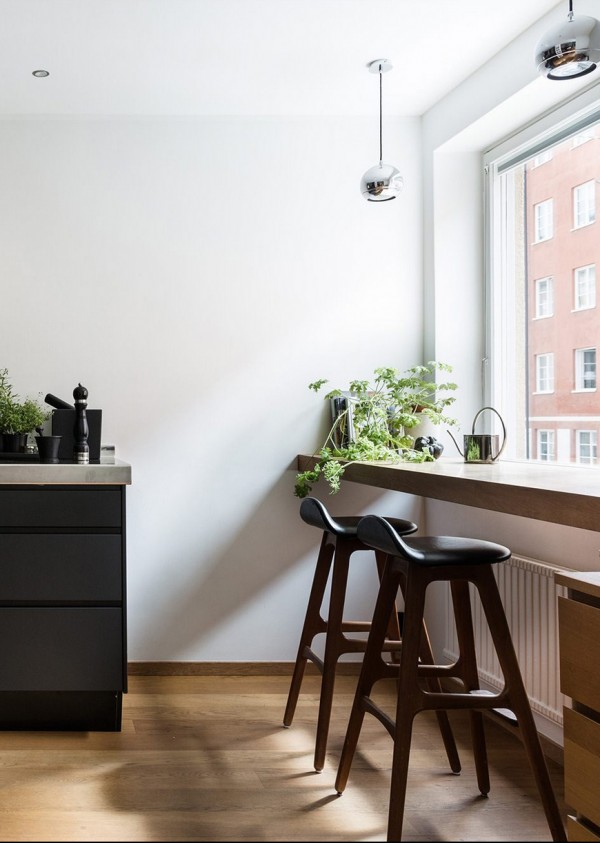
[35,435,62,464]
[1,433,28,453]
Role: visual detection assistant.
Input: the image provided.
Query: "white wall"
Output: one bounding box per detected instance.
[0,114,423,661]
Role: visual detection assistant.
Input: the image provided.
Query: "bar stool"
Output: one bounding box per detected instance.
[283,497,461,776]
[334,515,566,842]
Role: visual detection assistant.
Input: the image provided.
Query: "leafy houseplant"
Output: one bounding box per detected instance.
[0,368,49,452]
[295,361,458,498]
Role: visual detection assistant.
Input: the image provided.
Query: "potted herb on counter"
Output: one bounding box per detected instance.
[0,368,49,453]
[295,361,458,497]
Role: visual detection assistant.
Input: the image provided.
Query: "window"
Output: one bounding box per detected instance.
[534,199,553,242]
[577,430,597,464]
[537,430,555,461]
[573,180,596,228]
[575,348,596,390]
[572,128,595,147]
[535,353,554,393]
[532,149,553,166]
[535,277,554,317]
[574,264,596,310]
[485,96,600,465]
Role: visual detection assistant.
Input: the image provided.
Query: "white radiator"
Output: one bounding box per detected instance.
[442,553,572,726]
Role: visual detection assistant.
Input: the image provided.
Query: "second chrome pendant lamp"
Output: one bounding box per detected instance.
[535,0,600,80]
[360,59,403,202]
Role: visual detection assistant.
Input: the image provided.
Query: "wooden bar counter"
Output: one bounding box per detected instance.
[297,454,600,532]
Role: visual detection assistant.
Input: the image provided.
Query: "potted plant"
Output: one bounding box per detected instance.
[295,361,458,498]
[0,368,49,453]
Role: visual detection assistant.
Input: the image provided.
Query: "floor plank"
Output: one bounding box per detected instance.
[0,674,566,841]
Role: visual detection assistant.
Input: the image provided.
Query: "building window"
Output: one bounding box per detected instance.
[535,353,554,393]
[575,347,596,390]
[572,128,596,147]
[573,180,596,229]
[574,264,596,310]
[532,149,553,166]
[485,97,600,465]
[537,430,555,461]
[535,277,554,317]
[577,430,597,464]
[534,199,553,242]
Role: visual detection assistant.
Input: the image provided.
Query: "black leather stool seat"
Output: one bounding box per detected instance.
[283,498,461,777]
[300,495,418,539]
[334,515,566,842]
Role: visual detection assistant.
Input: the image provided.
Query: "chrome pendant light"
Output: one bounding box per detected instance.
[535,0,600,80]
[360,59,403,202]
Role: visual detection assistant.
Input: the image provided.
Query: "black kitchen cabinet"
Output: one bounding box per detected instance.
[0,482,128,730]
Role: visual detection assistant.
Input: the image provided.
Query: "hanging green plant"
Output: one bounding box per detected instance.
[295,361,459,498]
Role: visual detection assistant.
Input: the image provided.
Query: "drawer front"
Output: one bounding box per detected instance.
[558,597,600,707]
[0,488,121,528]
[567,816,600,842]
[0,608,124,691]
[0,534,122,602]
[564,707,600,829]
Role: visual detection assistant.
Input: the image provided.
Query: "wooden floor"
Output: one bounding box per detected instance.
[0,674,566,842]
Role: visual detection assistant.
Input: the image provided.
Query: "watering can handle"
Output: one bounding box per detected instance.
[472,406,507,459]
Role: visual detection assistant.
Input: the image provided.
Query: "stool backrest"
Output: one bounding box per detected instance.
[299,497,337,533]
[357,514,423,562]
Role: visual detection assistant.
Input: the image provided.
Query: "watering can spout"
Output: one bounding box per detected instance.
[446,429,464,457]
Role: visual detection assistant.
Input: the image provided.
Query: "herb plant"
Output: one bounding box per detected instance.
[295,361,458,498]
[0,368,49,436]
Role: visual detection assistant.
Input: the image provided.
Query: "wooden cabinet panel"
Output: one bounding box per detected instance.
[0,488,121,528]
[0,608,123,691]
[0,534,122,602]
[567,816,600,842]
[558,597,600,708]
[564,708,600,829]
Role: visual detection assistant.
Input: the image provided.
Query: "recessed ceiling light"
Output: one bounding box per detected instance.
[32,69,49,78]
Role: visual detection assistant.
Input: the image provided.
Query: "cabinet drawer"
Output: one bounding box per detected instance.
[564,707,600,829]
[558,597,600,707]
[0,488,122,528]
[567,816,600,842]
[0,534,122,602]
[0,608,124,691]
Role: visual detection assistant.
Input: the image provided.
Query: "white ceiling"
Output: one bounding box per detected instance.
[0,0,564,117]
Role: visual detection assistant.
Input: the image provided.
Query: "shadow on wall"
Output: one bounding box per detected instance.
[129,470,422,663]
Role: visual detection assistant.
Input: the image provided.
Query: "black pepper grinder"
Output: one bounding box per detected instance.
[73,383,89,464]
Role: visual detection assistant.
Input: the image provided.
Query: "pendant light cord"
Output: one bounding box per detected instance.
[379,65,383,165]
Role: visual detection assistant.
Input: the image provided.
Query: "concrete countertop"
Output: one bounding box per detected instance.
[0,457,131,485]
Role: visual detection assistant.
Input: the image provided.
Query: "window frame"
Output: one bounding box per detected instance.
[574,264,596,311]
[576,430,597,465]
[535,352,554,394]
[483,88,600,464]
[537,429,555,462]
[534,198,553,243]
[534,276,554,318]
[573,180,596,229]
[574,347,597,392]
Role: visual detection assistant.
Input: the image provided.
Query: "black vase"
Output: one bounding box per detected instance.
[35,435,62,464]
[1,433,27,453]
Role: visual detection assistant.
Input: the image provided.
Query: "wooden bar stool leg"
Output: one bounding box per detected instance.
[475,565,566,843]
[450,579,490,795]
[394,573,461,775]
[283,534,334,728]
[314,541,352,772]
[335,564,402,795]
[375,551,402,656]
[387,565,429,843]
